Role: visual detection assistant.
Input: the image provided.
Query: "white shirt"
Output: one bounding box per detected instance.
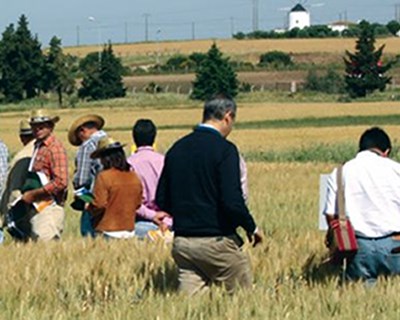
[324,150,400,238]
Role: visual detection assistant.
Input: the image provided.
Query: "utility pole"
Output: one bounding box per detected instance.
[230,16,235,36]
[252,0,259,32]
[395,4,400,22]
[143,13,150,42]
[124,22,128,43]
[76,25,80,46]
[191,22,195,40]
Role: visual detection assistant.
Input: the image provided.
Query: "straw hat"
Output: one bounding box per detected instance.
[29,109,60,125]
[68,114,105,146]
[19,119,33,136]
[91,137,125,159]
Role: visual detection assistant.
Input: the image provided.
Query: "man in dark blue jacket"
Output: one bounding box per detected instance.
[156,94,262,295]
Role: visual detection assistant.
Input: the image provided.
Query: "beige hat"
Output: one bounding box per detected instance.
[29,109,60,125]
[19,119,33,136]
[68,114,105,146]
[91,137,125,159]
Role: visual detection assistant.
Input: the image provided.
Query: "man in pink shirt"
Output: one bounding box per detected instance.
[127,119,171,238]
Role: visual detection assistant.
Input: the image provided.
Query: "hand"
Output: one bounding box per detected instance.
[247,229,263,247]
[21,190,35,204]
[159,223,168,233]
[153,211,170,227]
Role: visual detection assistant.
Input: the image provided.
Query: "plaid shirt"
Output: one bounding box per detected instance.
[73,130,107,191]
[32,134,68,205]
[0,140,8,198]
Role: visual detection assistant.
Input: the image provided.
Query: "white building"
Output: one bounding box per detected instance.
[328,21,352,33]
[288,3,310,30]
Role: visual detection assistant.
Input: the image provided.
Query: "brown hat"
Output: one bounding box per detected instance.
[29,109,60,125]
[90,137,125,159]
[68,114,105,146]
[19,119,33,136]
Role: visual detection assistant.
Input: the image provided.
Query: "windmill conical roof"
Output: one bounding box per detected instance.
[291,3,307,12]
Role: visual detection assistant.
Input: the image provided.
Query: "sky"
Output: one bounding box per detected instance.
[0,0,398,47]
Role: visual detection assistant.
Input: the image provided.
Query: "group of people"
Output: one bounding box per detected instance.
[1,94,399,292]
[0,95,262,295]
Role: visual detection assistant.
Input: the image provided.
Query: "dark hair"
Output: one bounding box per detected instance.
[132,119,156,147]
[359,127,392,152]
[81,121,99,130]
[202,94,237,122]
[100,148,130,171]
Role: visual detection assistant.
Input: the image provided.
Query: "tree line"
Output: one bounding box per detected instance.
[0,15,126,105]
[0,16,394,105]
[234,20,400,40]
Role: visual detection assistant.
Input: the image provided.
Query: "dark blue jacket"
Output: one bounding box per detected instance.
[156,125,256,237]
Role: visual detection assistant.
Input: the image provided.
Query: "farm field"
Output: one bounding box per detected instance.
[64,37,400,92]
[65,37,400,58]
[1,96,400,318]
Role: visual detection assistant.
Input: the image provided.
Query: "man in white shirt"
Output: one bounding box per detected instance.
[324,127,400,283]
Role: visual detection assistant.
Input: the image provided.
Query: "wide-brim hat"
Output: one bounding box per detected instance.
[29,109,60,125]
[19,119,33,136]
[91,137,126,159]
[68,114,105,146]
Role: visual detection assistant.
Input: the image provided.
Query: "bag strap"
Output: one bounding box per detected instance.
[336,165,346,221]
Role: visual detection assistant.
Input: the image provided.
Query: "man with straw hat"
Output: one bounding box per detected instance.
[68,114,107,237]
[21,109,68,241]
[0,120,35,236]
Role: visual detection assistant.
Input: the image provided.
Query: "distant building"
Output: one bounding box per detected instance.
[328,21,353,33]
[288,4,310,30]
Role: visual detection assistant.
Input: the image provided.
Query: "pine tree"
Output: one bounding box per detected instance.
[78,43,126,100]
[0,24,24,102]
[191,43,238,100]
[344,20,393,98]
[0,15,44,101]
[43,36,76,107]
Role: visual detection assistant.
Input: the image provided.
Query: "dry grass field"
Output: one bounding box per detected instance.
[64,38,400,58]
[1,97,400,318]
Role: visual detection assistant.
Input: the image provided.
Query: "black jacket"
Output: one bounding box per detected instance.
[156,125,256,237]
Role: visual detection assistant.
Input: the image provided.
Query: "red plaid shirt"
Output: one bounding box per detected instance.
[32,134,68,205]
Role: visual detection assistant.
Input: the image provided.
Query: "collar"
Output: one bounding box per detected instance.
[196,123,222,136]
[357,149,383,158]
[136,146,154,152]
[36,134,55,147]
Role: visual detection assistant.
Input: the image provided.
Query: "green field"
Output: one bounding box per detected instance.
[1,93,400,319]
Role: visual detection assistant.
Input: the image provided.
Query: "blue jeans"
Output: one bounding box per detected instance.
[346,235,400,284]
[80,210,95,238]
[135,221,158,239]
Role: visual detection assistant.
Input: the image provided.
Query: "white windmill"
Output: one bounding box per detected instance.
[279,1,324,31]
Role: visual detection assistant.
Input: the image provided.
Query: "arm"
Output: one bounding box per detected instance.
[23,143,68,203]
[155,158,171,215]
[87,173,108,218]
[219,144,256,234]
[73,143,95,189]
[43,144,68,198]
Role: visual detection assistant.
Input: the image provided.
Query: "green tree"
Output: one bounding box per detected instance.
[386,20,400,36]
[78,43,126,100]
[344,20,393,98]
[0,24,24,102]
[42,36,76,107]
[15,14,44,99]
[191,43,238,100]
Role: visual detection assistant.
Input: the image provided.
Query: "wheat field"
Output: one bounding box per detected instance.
[64,38,400,58]
[1,97,400,319]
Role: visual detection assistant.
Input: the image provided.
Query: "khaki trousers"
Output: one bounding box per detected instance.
[172,236,253,295]
[31,204,64,241]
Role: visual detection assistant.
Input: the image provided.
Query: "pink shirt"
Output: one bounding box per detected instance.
[127,146,172,227]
